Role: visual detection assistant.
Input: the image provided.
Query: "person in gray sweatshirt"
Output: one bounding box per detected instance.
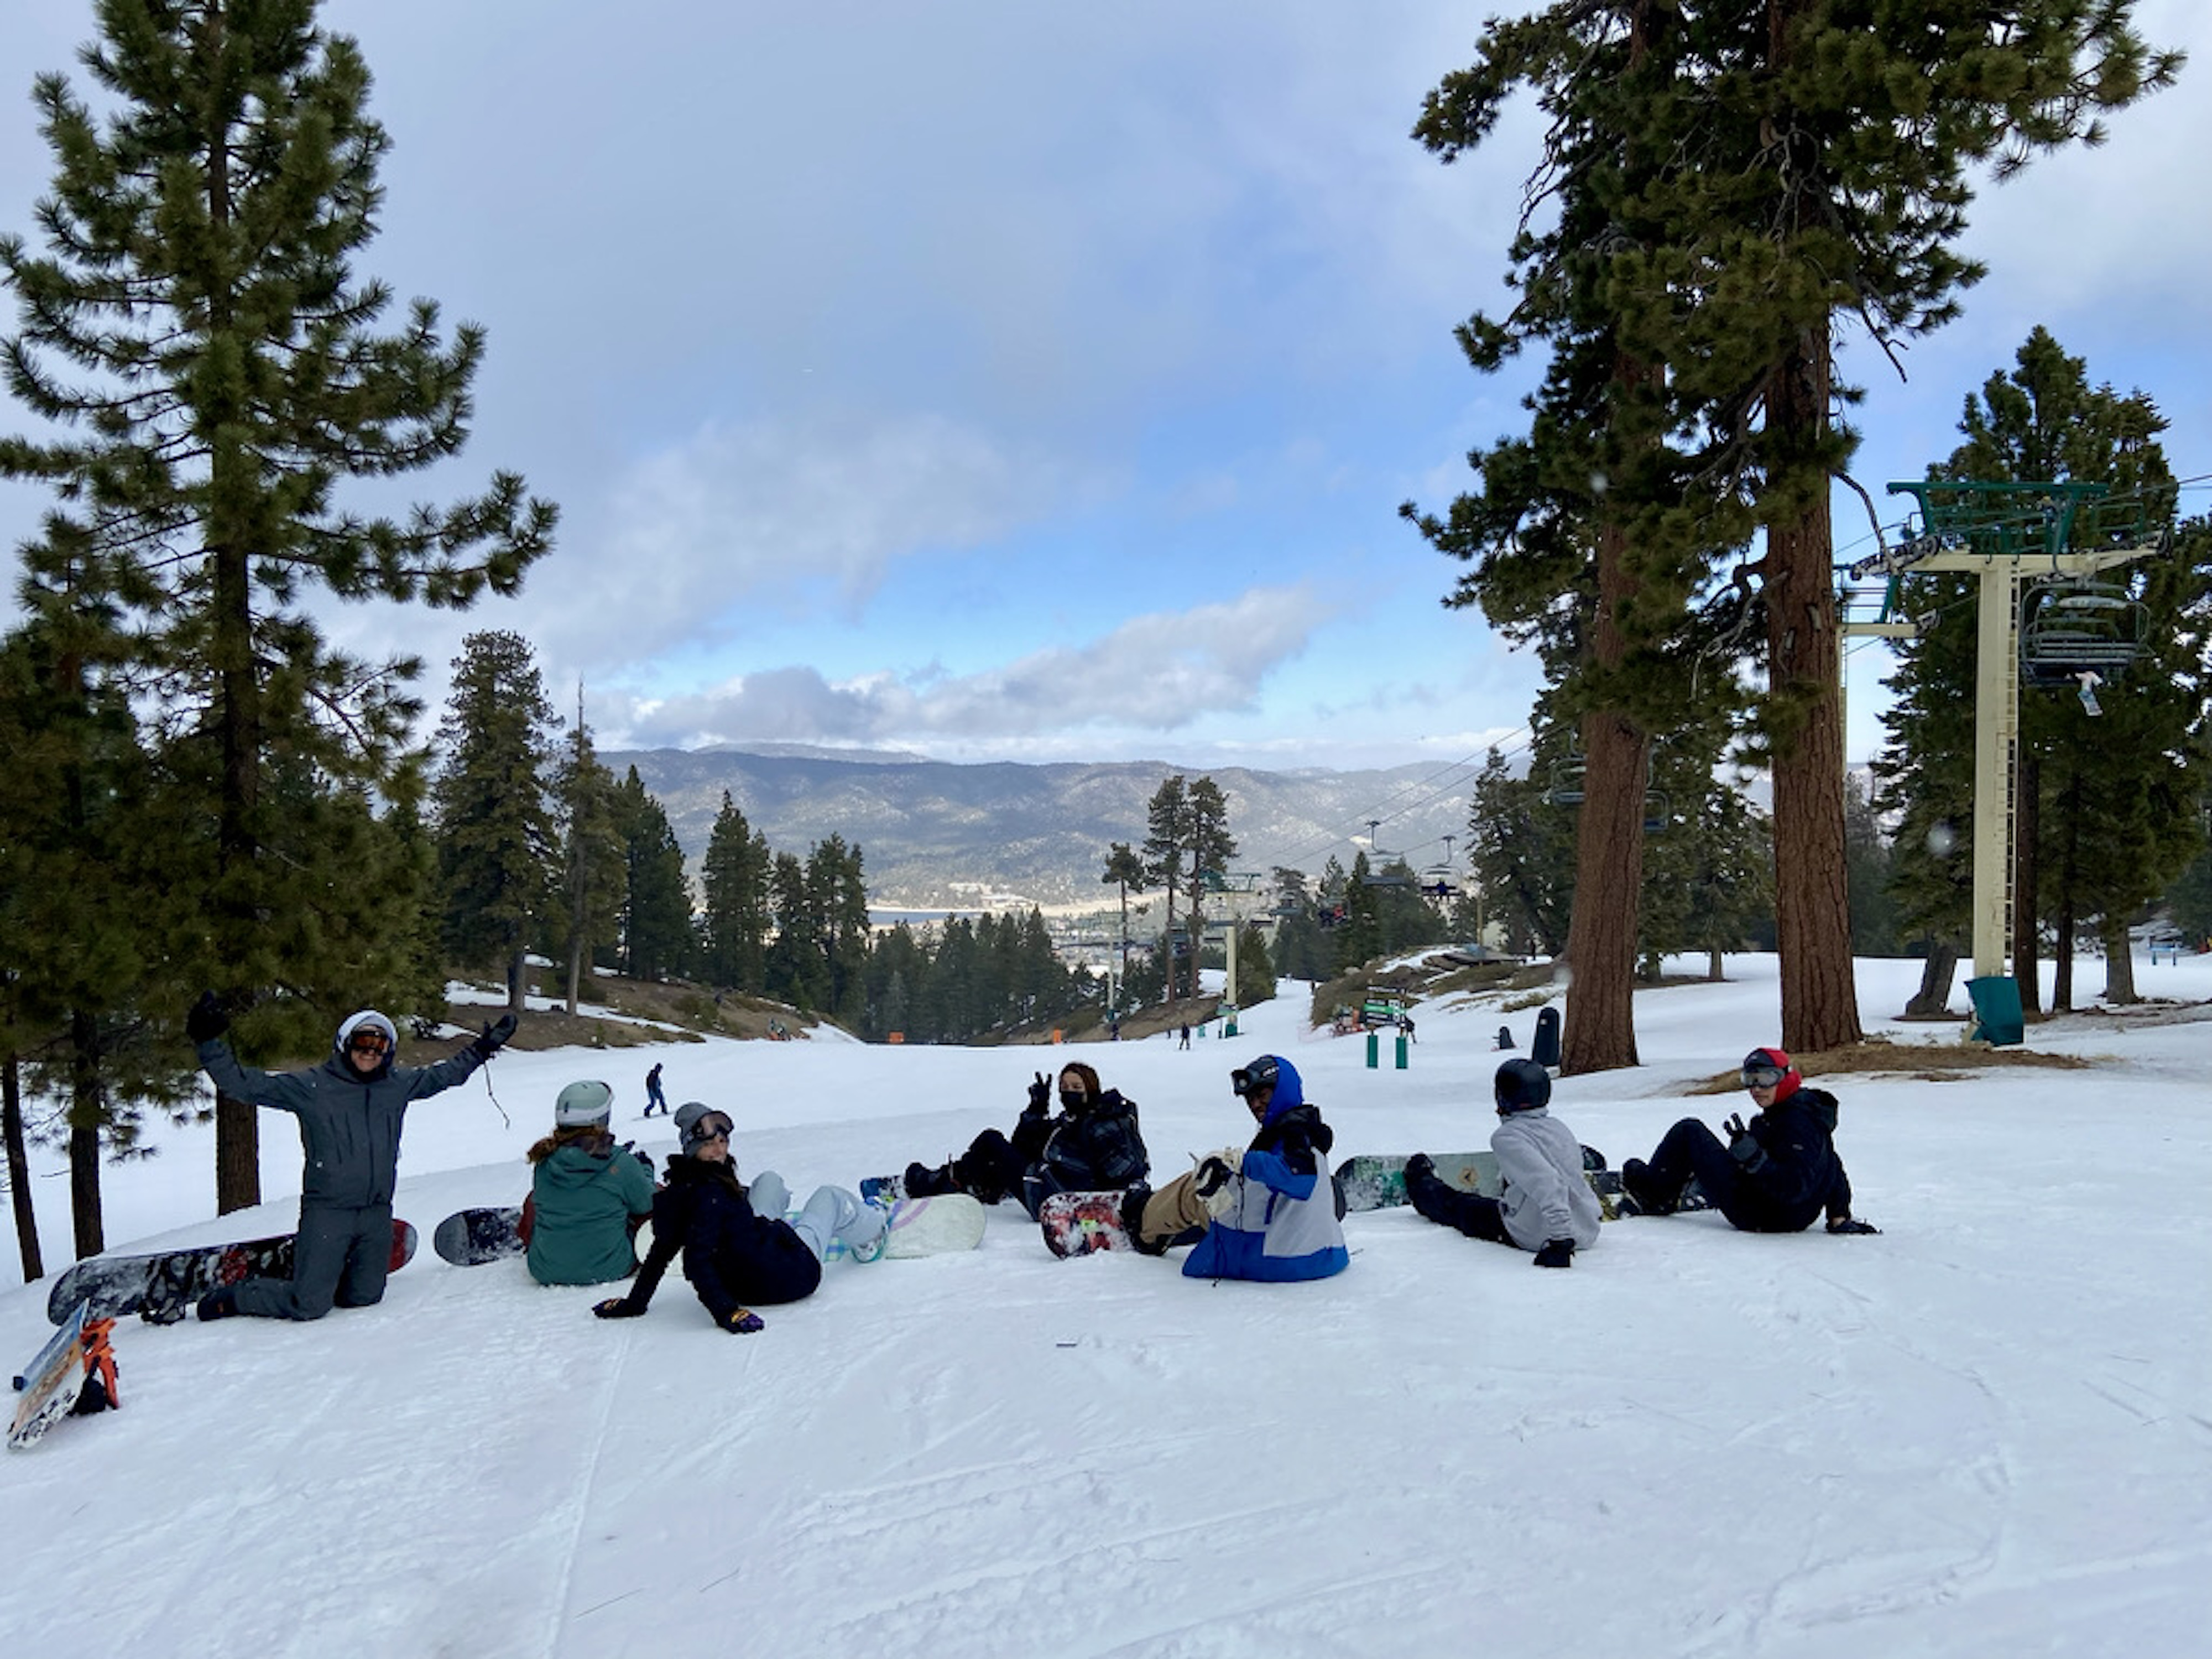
[1405,1057,1601,1267]
[187,994,515,1321]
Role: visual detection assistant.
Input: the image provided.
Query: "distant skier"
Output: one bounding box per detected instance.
[1178,1024,1191,1050]
[1120,1054,1349,1281]
[900,1063,1148,1217]
[525,1080,656,1287]
[187,995,515,1321]
[643,1061,667,1117]
[1620,1047,1879,1234]
[593,1102,883,1332]
[1404,1058,1598,1267]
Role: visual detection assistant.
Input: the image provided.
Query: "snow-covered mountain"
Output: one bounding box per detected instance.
[602,747,1481,909]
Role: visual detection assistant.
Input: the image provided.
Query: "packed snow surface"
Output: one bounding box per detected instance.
[4,954,2208,1658]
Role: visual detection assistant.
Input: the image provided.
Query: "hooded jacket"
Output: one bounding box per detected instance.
[526,1133,658,1286]
[620,1154,822,1323]
[1183,1057,1349,1283]
[1728,1087,1854,1231]
[196,1012,486,1208]
[1490,1106,1603,1251]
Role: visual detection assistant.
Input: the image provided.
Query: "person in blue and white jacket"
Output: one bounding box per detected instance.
[1124,1053,1349,1282]
[1405,1057,1599,1267]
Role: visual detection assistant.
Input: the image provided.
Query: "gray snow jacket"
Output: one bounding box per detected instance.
[197,1016,486,1208]
[1491,1107,1603,1251]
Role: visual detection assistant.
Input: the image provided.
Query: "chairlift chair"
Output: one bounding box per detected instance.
[2018,579,2149,688]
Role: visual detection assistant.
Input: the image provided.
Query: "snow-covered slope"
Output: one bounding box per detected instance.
[4,956,2208,1658]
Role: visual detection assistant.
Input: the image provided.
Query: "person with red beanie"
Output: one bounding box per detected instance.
[1620,1047,1877,1234]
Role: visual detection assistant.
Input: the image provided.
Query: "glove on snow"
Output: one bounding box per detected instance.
[593,1298,643,1319]
[186,992,229,1044]
[721,1307,765,1334]
[1532,1238,1575,1269]
[1826,1216,1881,1235]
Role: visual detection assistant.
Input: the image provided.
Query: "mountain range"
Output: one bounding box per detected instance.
[600,743,1482,912]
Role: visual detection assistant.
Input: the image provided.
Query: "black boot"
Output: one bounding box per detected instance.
[903,1160,960,1199]
[197,1285,243,1322]
[1620,1157,1677,1217]
[1121,1183,1166,1255]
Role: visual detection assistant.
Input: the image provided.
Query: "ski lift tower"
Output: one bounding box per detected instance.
[1851,480,2172,994]
[1201,869,1265,1021]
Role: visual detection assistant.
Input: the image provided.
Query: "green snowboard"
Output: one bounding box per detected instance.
[1335,1149,1624,1218]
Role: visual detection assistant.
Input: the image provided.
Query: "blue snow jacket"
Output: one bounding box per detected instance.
[1183,1058,1349,1283]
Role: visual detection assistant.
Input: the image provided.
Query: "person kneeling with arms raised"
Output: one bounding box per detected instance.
[1405,1058,1598,1268]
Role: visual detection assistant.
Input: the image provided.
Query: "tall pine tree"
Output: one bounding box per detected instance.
[0,1,557,1209]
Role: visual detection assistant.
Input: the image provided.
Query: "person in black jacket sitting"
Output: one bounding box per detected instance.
[593,1103,881,1333]
[902,1062,1149,1217]
[1621,1047,1878,1234]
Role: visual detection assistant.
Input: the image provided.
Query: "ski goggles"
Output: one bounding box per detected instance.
[346,1030,391,1054]
[1741,1062,1788,1090]
[1230,1057,1279,1098]
[684,1113,734,1147]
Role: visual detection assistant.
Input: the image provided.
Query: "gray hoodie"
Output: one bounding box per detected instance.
[197,1011,486,1208]
[1491,1107,1603,1251]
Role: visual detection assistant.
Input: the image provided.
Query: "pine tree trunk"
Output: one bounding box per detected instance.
[70,1120,103,1261]
[1905,941,1959,1018]
[1562,708,1646,1074]
[2052,894,2076,1013]
[508,947,530,1015]
[209,103,262,1218]
[3,1052,43,1283]
[2101,916,2138,1004]
[2013,750,2042,1015]
[1707,947,1724,982]
[1764,332,1863,1056]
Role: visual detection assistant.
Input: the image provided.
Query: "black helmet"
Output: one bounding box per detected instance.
[1493,1057,1552,1113]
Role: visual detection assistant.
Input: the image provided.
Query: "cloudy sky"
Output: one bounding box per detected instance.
[1,0,2206,772]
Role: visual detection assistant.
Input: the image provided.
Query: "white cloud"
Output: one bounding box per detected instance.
[607,584,1334,750]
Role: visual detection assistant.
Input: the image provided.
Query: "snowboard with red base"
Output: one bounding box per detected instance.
[1039,1191,1139,1259]
[10,1302,121,1450]
[46,1218,418,1325]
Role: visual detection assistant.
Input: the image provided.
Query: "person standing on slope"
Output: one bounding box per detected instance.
[1620,1048,1878,1234]
[525,1079,657,1287]
[1122,1054,1349,1282]
[187,995,515,1321]
[1404,1058,1599,1267]
[593,1102,884,1333]
[643,1061,668,1118]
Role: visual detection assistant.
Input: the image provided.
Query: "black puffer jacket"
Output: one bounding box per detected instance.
[1730,1088,1854,1232]
[614,1155,821,1324]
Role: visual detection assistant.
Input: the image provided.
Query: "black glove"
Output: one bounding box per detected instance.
[592,1298,643,1319]
[185,992,229,1044]
[1724,1113,1761,1164]
[1025,1071,1051,1115]
[1533,1238,1575,1269]
[1404,1152,1436,1183]
[632,1147,655,1172]
[1826,1216,1881,1235]
[471,1012,519,1060]
[1193,1156,1235,1199]
[721,1306,765,1334]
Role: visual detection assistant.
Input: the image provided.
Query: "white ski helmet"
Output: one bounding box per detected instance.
[555,1079,614,1129]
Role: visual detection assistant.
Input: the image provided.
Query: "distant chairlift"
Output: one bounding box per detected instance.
[1547,756,1668,836]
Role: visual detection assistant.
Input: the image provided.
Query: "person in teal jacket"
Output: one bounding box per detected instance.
[524,1080,657,1286]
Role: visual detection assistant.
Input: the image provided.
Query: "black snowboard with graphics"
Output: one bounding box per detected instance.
[46,1218,418,1325]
